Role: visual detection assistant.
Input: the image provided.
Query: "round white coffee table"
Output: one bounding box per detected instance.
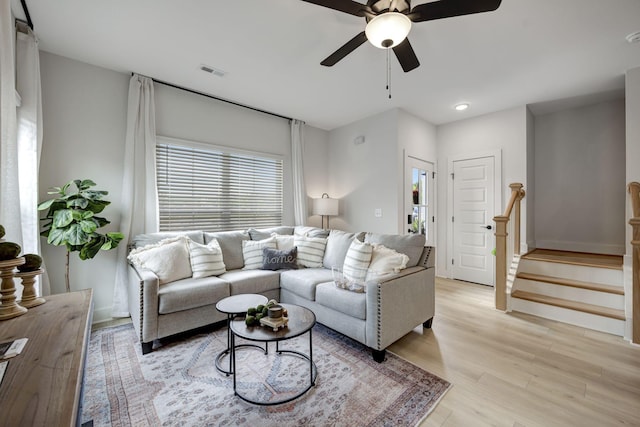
[215,293,268,375]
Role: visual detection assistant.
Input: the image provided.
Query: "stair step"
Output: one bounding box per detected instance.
[511,290,626,320]
[522,249,623,270]
[515,272,624,295]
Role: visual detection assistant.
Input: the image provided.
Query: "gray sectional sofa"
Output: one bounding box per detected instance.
[127,226,435,362]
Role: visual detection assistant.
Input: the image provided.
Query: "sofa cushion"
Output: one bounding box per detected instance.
[342,239,373,283]
[187,238,226,278]
[132,231,204,249]
[280,268,334,300]
[128,237,192,285]
[247,226,294,241]
[294,235,327,268]
[364,232,425,267]
[158,276,230,314]
[262,247,298,270]
[242,237,277,270]
[204,230,250,270]
[365,244,409,281]
[316,282,366,320]
[322,229,358,269]
[220,269,281,295]
[294,226,330,238]
[273,234,294,251]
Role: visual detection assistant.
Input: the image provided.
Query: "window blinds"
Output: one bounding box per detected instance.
[156,142,283,232]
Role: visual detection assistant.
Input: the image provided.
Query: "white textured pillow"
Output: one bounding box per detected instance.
[294,235,327,268]
[242,236,277,270]
[342,239,373,283]
[365,244,410,281]
[128,236,192,285]
[271,233,294,251]
[187,238,226,278]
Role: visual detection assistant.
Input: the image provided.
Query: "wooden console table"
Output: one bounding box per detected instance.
[0,289,93,427]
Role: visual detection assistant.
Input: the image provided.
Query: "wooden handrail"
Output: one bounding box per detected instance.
[493,183,525,311]
[629,182,640,344]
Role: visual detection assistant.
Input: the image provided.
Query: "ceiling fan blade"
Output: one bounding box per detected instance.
[392,38,420,72]
[300,0,371,17]
[389,0,399,12]
[321,31,368,67]
[408,0,502,22]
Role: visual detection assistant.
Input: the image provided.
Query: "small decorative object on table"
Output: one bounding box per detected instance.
[245,299,289,331]
[15,254,45,308]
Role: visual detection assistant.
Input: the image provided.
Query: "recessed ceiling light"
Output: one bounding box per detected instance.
[455,103,469,111]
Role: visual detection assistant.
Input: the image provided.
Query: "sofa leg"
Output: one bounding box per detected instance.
[423,317,433,329]
[141,341,153,355]
[372,349,386,363]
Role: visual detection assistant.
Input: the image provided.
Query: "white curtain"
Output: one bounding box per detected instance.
[15,24,49,296]
[1,4,49,297]
[112,74,158,317]
[291,119,308,226]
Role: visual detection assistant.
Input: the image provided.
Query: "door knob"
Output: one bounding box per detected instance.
[482,225,492,230]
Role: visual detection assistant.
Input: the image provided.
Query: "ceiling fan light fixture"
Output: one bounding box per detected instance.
[365,12,412,49]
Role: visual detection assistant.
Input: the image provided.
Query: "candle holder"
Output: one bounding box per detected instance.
[0,257,28,320]
[15,268,46,308]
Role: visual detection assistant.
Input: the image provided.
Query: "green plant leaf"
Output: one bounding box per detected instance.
[65,224,89,245]
[82,211,94,220]
[53,209,73,228]
[79,179,96,190]
[79,220,97,234]
[87,200,110,214]
[67,198,89,209]
[102,232,124,250]
[80,235,105,260]
[92,216,110,227]
[37,198,56,211]
[80,190,108,200]
[47,228,67,245]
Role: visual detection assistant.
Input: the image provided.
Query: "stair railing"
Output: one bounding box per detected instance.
[493,183,525,311]
[629,182,640,344]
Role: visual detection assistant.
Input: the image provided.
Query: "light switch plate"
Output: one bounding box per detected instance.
[374,208,382,218]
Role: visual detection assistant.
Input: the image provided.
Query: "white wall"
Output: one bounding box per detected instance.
[38,52,329,322]
[303,125,330,228]
[624,66,640,339]
[533,99,626,255]
[436,106,529,277]
[327,108,437,234]
[39,52,129,322]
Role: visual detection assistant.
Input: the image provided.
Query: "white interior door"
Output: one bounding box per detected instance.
[452,156,495,286]
[405,156,435,246]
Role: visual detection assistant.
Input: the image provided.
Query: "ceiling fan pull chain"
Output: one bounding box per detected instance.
[387,48,392,99]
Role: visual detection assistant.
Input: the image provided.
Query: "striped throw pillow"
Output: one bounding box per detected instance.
[242,236,277,270]
[294,235,327,268]
[343,238,373,283]
[187,238,226,278]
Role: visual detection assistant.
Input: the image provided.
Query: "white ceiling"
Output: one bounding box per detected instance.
[11,0,640,130]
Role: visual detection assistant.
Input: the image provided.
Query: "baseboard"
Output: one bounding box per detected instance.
[92,306,115,324]
[533,240,625,255]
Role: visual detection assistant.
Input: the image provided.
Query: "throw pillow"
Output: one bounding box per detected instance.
[262,247,298,270]
[364,232,426,267]
[342,238,373,283]
[128,236,192,285]
[294,235,328,268]
[187,238,226,278]
[365,244,409,281]
[323,229,358,269]
[271,233,295,251]
[242,236,277,270]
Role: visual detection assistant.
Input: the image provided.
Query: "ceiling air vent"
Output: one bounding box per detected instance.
[199,64,226,77]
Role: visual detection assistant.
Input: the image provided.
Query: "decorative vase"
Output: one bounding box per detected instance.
[0,257,28,320]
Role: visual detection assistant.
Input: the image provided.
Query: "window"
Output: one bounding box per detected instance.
[156,139,283,232]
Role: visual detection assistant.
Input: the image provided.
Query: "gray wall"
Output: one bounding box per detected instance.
[533,99,626,254]
[38,52,329,322]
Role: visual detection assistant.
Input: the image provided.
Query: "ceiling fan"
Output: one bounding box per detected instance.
[302,0,503,72]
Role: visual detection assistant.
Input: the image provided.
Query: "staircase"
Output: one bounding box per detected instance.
[510,249,625,336]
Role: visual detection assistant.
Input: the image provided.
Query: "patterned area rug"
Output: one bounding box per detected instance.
[82,323,451,426]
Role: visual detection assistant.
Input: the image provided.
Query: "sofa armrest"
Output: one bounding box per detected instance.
[127,264,160,344]
[365,266,435,350]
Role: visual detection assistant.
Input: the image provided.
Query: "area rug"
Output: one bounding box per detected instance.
[82,323,451,427]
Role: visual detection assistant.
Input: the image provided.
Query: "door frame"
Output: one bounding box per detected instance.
[446,149,502,281]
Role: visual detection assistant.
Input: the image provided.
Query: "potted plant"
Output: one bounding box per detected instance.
[38,179,124,292]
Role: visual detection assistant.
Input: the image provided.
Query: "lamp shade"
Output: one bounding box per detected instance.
[365,12,412,49]
[313,196,339,216]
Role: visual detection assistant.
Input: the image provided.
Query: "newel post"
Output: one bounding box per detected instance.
[493,215,509,311]
[509,183,525,256]
[631,218,640,344]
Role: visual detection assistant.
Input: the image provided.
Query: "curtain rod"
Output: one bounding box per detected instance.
[150,77,296,123]
[20,0,33,30]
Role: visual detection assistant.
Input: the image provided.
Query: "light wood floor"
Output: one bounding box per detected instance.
[389,278,640,427]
